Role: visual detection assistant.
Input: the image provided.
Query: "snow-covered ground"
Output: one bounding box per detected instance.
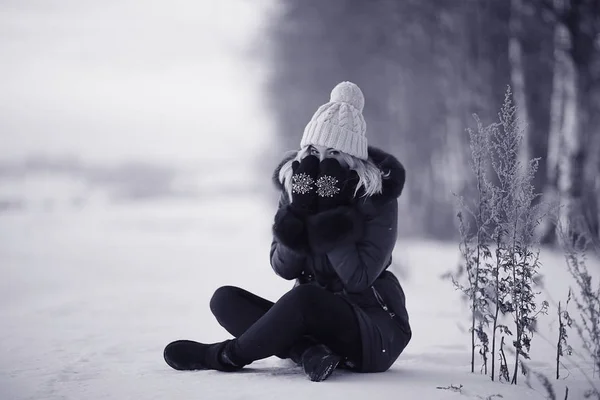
[1,187,598,400]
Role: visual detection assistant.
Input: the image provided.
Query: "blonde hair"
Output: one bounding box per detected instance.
[278,146,384,201]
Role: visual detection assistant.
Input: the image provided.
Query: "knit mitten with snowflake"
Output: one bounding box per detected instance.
[272,155,319,252]
[315,158,359,211]
[289,155,320,215]
[306,158,363,254]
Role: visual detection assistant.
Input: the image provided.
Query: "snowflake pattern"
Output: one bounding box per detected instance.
[316,175,340,197]
[292,172,314,194]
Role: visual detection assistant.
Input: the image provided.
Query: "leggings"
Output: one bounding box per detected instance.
[209,284,363,367]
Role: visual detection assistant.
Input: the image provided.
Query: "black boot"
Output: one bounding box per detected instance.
[301,344,341,382]
[163,340,242,372]
[286,336,319,366]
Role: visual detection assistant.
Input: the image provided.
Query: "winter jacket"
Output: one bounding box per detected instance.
[270,146,412,373]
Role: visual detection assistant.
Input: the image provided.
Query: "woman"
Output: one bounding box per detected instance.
[163,81,411,382]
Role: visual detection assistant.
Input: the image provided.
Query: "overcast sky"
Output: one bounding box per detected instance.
[0,0,273,164]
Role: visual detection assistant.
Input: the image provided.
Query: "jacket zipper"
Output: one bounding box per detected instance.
[371,286,396,319]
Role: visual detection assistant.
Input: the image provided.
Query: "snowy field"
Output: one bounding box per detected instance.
[1,188,599,400]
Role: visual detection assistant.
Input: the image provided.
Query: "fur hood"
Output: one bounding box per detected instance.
[271,146,406,203]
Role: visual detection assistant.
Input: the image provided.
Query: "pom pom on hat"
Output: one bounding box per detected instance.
[330,81,365,112]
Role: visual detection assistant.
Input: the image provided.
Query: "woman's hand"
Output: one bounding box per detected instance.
[315,158,359,211]
[304,158,363,254]
[271,155,319,253]
[290,155,320,215]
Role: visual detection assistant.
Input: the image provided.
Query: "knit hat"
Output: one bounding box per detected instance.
[300,81,368,160]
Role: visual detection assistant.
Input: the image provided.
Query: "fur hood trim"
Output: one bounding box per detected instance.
[271,146,405,202]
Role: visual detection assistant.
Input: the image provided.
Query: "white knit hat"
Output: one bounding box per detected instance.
[300,81,368,160]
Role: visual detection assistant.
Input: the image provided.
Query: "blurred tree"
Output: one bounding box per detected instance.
[510,0,532,167]
[505,0,555,241]
[534,0,600,242]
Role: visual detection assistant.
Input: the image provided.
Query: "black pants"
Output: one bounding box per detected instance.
[209,284,363,367]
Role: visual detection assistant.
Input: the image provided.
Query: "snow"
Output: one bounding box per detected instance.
[1,188,599,400]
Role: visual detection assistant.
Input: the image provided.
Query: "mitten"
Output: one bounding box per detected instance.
[315,158,359,211]
[289,155,320,215]
[272,155,319,251]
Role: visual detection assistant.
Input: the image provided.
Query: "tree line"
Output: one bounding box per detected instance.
[263,0,600,243]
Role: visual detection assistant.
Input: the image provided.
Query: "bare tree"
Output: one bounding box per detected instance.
[537,0,600,242]
[509,0,532,167]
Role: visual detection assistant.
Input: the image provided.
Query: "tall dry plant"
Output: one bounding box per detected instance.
[451,115,497,374]
[556,292,573,380]
[488,87,550,384]
[558,214,600,398]
[449,87,551,384]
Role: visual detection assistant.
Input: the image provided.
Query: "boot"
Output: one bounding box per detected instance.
[301,344,341,382]
[286,336,319,365]
[163,339,242,372]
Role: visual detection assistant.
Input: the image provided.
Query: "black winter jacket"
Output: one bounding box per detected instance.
[270,146,411,373]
